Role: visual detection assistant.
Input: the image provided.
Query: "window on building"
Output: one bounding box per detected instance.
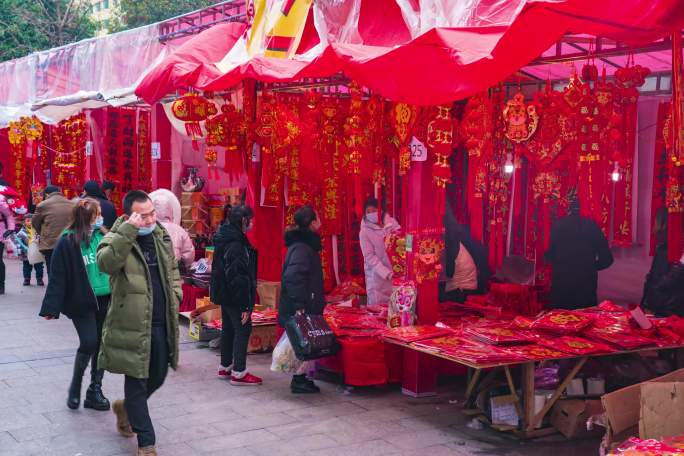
[95,2,101,12]
[103,0,109,8]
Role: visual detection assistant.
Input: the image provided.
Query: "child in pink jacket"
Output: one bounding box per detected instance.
[0,194,16,294]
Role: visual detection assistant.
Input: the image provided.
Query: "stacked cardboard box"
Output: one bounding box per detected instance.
[181,192,209,235]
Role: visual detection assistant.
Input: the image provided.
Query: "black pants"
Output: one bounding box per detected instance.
[221,306,252,373]
[125,325,169,448]
[0,242,5,286]
[71,296,110,374]
[22,260,44,280]
[41,249,53,276]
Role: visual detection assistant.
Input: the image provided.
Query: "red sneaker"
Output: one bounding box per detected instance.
[230,372,263,386]
[217,366,232,378]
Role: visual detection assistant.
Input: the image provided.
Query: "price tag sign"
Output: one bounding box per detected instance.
[409,136,427,162]
[251,143,261,163]
[406,234,414,253]
[85,141,93,156]
[151,142,161,160]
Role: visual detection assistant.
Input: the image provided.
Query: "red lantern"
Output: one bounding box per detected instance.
[171,93,218,150]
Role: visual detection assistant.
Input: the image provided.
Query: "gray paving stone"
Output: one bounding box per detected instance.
[187,428,279,452]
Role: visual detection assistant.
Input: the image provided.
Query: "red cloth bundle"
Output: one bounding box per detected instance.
[414,335,524,365]
[335,314,387,330]
[597,300,627,313]
[464,325,534,345]
[584,326,656,350]
[539,335,613,355]
[610,437,684,455]
[532,310,593,334]
[489,283,538,315]
[382,325,454,343]
[500,344,567,361]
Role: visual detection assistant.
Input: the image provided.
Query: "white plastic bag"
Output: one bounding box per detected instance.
[27,238,44,265]
[270,333,303,374]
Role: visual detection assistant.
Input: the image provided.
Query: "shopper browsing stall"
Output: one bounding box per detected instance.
[279,206,325,394]
[211,204,261,386]
[83,181,117,230]
[32,186,75,275]
[96,190,181,456]
[15,214,44,286]
[39,199,111,412]
[545,197,613,310]
[152,194,195,269]
[0,191,16,294]
[440,209,490,303]
[360,197,400,305]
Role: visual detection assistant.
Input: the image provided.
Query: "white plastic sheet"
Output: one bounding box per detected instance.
[0,24,173,126]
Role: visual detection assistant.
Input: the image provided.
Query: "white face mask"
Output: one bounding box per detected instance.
[366,212,379,224]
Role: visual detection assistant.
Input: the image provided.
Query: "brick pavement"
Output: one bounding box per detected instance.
[0,259,599,455]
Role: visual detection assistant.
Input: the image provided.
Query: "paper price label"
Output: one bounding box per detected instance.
[409,136,427,162]
[85,141,93,156]
[151,142,161,160]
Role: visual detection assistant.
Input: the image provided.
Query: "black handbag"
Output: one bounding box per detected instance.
[284,313,340,361]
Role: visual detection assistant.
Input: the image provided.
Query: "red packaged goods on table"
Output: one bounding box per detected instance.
[489,283,539,315]
[512,316,535,329]
[609,437,684,455]
[383,325,454,343]
[532,310,593,334]
[539,335,613,355]
[500,344,567,361]
[597,300,627,313]
[414,336,524,365]
[464,325,534,345]
[584,327,656,350]
[336,314,386,330]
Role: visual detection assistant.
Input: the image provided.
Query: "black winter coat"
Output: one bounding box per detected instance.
[210,223,257,312]
[39,234,98,319]
[545,214,614,310]
[642,243,684,317]
[279,229,325,326]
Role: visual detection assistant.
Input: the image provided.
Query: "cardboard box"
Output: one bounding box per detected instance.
[247,324,278,353]
[490,395,519,426]
[551,399,604,439]
[639,382,684,440]
[188,319,220,341]
[257,280,281,309]
[181,192,206,207]
[602,368,684,447]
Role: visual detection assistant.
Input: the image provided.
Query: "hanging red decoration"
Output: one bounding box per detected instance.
[390,102,417,175]
[171,93,217,151]
[427,105,454,189]
[502,92,539,143]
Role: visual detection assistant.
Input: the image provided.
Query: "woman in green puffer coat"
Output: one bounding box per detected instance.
[39,198,112,411]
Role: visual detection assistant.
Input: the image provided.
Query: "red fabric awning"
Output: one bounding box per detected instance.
[135,0,684,106]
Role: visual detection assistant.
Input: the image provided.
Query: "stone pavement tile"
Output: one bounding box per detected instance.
[0,431,17,448]
[338,406,428,425]
[325,420,412,445]
[0,407,51,432]
[155,423,224,445]
[187,428,279,453]
[0,365,36,381]
[154,442,197,456]
[157,407,242,431]
[398,444,465,456]
[304,438,399,456]
[397,409,468,432]
[389,428,464,451]
[203,448,259,456]
[25,357,68,368]
[246,433,338,456]
[211,412,293,436]
[284,400,367,421]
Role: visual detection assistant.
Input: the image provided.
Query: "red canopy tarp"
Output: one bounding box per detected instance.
[136,0,684,105]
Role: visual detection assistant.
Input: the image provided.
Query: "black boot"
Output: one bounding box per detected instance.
[23,278,30,286]
[67,352,90,409]
[84,369,110,411]
[291,374,320,394]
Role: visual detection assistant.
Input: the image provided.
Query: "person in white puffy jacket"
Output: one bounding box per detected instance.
[151,192,195,269]
[359,197,400,306]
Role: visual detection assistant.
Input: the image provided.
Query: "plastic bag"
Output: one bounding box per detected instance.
[534,364,560,389]
[27,239,44,265]
[270,333,303,374]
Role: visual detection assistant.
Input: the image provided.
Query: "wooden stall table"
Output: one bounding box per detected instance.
[383,337,684,439]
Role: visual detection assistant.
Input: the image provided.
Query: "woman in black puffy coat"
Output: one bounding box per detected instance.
[279,206,325,394]
[210,205,261,386]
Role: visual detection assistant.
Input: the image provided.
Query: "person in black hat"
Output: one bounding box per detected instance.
[545,197,614,310]
[101,181,116,202]
[83,181,117,230]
